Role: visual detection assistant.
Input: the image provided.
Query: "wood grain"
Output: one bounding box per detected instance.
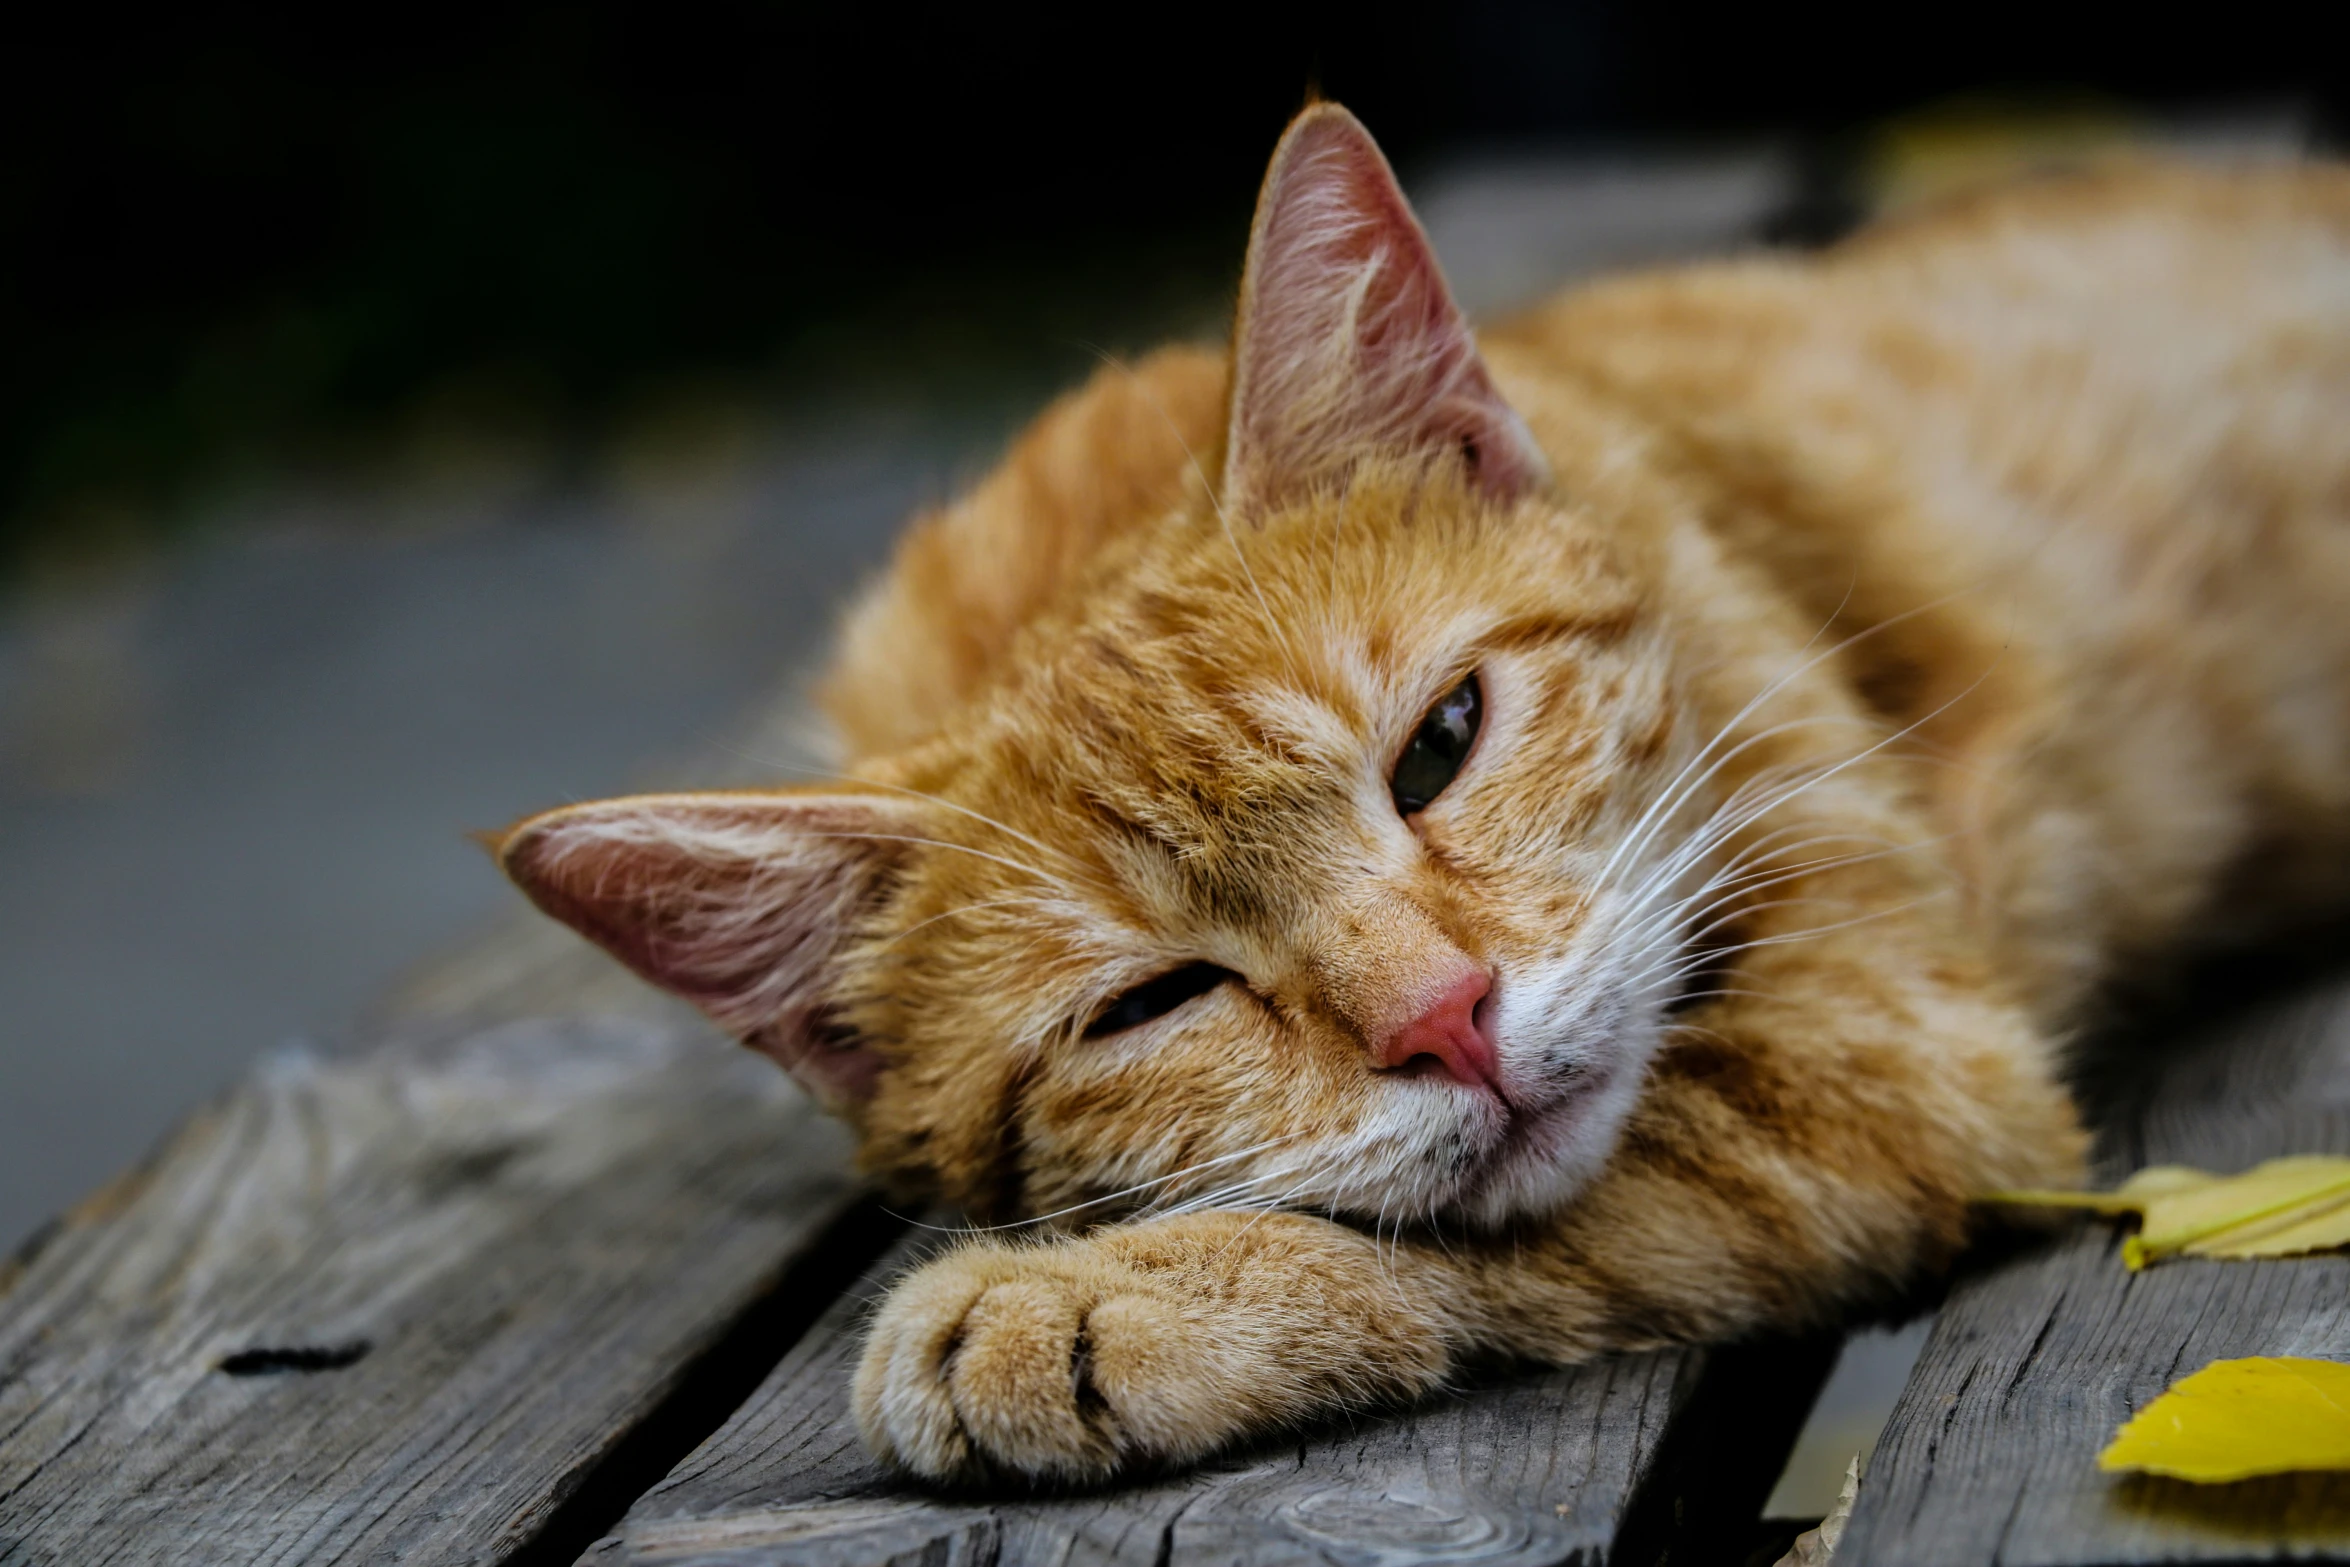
[1840,981,2350,1566]
[585,1231,1836,1567]
[0,1015,874,1566]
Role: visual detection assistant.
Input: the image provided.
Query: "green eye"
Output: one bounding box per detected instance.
[1390,673,1482,816]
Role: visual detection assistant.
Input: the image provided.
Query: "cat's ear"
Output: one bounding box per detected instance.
[494,791,924,1112]
[1223,103,1549,515]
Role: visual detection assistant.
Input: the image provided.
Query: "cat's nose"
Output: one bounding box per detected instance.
[1373,970,1499,1092]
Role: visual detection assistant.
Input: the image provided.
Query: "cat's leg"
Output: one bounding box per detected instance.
[853,1209,1477,1483]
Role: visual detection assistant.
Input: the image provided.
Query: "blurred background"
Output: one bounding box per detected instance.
[2,0,2344,1519]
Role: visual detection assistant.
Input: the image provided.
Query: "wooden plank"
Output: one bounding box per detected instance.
[0,1014,890,1566]
[1841,980,2350,1566]
[585,1231,1838,1567]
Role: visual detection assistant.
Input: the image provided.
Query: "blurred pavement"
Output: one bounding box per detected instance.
[0,406,1016,1246]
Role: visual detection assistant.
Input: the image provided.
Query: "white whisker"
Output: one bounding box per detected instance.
[900,1136,1302,1235]
[1598,579,1998,900]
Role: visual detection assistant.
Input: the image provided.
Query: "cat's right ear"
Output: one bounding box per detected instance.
[493,791,925,1112]
[1222,102,1549,515]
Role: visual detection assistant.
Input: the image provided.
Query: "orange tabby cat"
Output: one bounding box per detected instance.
[496,105,2350,1483]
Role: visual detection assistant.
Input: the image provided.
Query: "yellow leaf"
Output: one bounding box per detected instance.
[1982,1164,2222,1215]
[2190,1189,2350,1258]
[2101,1356,2350,1482]
[2128,1156,2350,1269]
[1982,1156,2350,1269]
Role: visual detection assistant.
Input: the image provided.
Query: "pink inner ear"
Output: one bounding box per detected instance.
[496,792,917,1111]
[1224,104,1548,514]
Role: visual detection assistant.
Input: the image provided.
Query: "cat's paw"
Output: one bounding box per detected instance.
[852,1240,1239,1484]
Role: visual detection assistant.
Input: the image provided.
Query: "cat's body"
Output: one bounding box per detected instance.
[500,110,2350,1483]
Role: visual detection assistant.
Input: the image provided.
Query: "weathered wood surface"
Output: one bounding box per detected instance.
[584,1232,1837,1567]
[1841,980,2350,1566]
[0,1015,879,1566]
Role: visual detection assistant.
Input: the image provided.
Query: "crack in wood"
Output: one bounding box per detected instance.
[217,1342,373,1376]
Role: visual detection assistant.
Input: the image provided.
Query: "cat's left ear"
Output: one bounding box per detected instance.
[1223,103,1550,515]
[493,790,929,1112]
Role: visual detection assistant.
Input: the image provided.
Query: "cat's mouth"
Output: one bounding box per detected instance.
[1429,976,1664,1225]
[1498,1059,1615,1152]
[1428,1053,1615,1217]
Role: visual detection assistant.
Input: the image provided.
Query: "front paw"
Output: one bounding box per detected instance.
[852,1240,1232,1484]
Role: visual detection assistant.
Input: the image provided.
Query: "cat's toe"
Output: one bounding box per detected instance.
[1064,1292,1231,1460]
[854,1251,1150,1484]
[942,1278,1119,1478]
[852,1260,993,1480]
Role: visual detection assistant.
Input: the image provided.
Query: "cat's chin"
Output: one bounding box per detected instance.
[1440,1022,1657,1229]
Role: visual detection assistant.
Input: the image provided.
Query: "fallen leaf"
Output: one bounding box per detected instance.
[2129,1157,2350,1267]
[1984,1155,2350,1268]
[2187,1188,2350,1257]
[1772,1454,1859,1567]
[2101,1356,2350,1482]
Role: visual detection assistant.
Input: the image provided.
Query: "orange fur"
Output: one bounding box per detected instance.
[499,107,2350,1482]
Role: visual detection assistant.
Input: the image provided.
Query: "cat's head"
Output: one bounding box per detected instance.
[498,106,1701,1229]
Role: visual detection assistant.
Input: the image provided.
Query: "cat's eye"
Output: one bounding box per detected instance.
[1083,962,1235,1039]
[1390,673,1483,816]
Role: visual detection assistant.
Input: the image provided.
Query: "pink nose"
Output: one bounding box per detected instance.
[1374,970,1499,1091]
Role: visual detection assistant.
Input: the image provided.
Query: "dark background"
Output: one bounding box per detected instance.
[6,2,2344,571]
